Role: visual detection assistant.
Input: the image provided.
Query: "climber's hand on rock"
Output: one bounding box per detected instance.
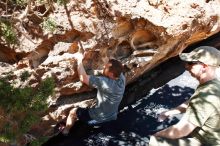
[75,52,84,62]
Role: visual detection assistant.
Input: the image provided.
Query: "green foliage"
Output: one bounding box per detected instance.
[15,0,27,6]
[1,123,16,143]
[31,77,55,112]
[0,78,33,112]
[0,136,10,143]
[39,77,55,97]
[0,21,18,44]
[41,18,57,32]
[20,71,31,82]
[54,0,66,5]
[9,0,27,6]
[0,77,55,144]
[20,114,39,133]
[29,136,49,146]
[37,0,46,4]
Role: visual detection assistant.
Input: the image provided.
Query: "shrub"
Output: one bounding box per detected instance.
[41,18,57,32]
[20,71,31,82]
[0,77,55,145]
[54,0,66,5]
[0,21,18,44]
[14,0,27,6]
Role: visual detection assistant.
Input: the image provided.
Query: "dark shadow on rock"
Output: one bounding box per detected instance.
[185,31,220,52]
[120,56,185,109]
[43,85,194,146]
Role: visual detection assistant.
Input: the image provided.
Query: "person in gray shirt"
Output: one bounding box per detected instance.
[62,53,126,135]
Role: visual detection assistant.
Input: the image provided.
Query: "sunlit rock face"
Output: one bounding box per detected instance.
[0,0,220,145]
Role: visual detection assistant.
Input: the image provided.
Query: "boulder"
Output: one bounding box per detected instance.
[1,0,220,145]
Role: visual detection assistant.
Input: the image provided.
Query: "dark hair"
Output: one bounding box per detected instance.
[107,59,123,78]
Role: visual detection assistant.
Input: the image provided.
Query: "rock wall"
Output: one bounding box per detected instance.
[1,0,220,145]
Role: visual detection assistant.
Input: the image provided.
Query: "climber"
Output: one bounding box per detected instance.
[61,52,126,135]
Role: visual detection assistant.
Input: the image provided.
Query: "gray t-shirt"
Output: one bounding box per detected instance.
[88,73,125,123]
